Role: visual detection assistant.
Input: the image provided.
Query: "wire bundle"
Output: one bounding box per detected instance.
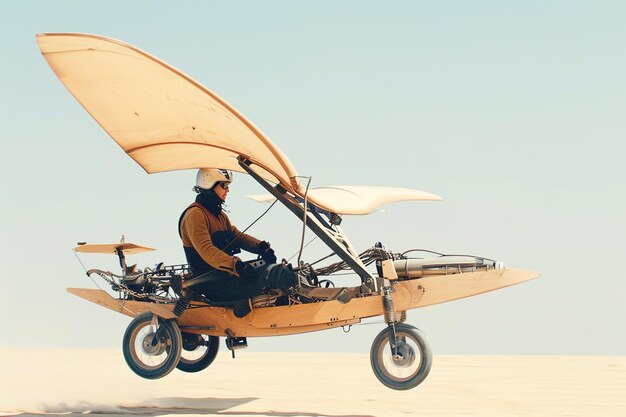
[313,247,396,276]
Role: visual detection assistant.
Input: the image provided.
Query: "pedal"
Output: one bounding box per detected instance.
[225,329,248,358]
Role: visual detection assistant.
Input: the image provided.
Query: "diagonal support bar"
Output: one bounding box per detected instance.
[238,157,375,288]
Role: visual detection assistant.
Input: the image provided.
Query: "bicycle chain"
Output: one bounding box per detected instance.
[89,270,173,303]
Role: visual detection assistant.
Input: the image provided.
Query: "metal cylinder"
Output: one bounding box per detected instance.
[393,256,498,278]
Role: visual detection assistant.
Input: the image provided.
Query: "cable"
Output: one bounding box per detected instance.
[308,251,336,266]
[73,249,88,273]
[222,198,278,253]
[286,235,318,262]
[314,247,391,276]
[296,176,312,267]
[401,248,497,262]
[401,248,445,257]
[73,249,103,290]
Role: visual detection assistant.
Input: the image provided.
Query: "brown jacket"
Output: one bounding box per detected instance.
[179,204,261,276]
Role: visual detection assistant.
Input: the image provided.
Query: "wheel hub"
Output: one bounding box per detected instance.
[141,332,166,356]
[182,333,203,351]
[391,341,416,367]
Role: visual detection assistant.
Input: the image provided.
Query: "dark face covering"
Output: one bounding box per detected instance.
[196,188,223,216]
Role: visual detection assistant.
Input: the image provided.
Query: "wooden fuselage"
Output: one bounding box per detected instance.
[68,267,538,338]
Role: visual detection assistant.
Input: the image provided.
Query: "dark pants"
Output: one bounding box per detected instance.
[190,264,298,303]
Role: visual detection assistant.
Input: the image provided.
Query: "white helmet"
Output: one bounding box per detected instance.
[195,168,233,190]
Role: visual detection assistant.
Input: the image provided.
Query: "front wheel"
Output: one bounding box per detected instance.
[176,333,220,373]
[122,313,182,379]
[370,323,433,390]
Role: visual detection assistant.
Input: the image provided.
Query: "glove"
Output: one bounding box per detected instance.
[235,260,257,281]
[257,241,277,264]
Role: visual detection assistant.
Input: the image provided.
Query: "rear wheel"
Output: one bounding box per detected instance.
[122,313,182,379]
[370,323,432,390]
[176,333,220,373]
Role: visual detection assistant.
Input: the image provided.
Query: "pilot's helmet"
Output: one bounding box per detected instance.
[195,168,233,191]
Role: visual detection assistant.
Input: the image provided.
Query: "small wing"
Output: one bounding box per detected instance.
[74,242,156,255]
[250,186,442,215]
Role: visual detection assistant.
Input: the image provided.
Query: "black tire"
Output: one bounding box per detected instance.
[370,323,433,390]
[176,333,220,373]
[122,313,182,379]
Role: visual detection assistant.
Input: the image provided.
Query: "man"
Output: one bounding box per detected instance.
[178,168,297,315]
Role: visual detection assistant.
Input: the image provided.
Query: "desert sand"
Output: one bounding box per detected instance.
[0,349,624,416]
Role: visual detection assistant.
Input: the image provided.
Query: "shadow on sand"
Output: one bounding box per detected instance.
[16,397,373,417]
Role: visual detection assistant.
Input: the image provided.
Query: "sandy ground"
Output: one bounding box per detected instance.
[0,349,624,417]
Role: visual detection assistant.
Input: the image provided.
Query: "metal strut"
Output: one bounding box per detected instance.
[149,314,164,347]
[237,156,376,289]
[382,284,400,356]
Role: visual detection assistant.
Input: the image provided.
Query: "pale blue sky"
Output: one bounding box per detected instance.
[1,1,624,354]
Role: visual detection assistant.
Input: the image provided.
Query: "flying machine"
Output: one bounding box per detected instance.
[37,33,539,390]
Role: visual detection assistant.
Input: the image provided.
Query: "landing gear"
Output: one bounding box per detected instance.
[370,323,433,390]
[122,312,182,379]
[176,333,220,373]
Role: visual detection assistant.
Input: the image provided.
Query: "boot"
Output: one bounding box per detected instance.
[260,264,298,290]
[233,300,252,318]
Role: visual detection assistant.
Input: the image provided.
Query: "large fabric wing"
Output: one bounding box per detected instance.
[36,33,299,188]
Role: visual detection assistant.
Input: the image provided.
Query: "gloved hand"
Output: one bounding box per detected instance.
[235,260,257,281]
[257,241,277,264]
